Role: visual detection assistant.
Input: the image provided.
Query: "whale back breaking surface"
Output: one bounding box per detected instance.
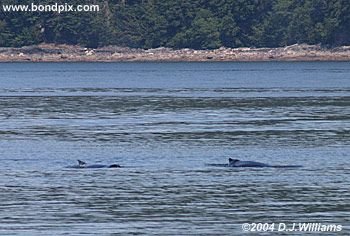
[66,160,121,169]
[229,160,268,167]
[206,159,303,168]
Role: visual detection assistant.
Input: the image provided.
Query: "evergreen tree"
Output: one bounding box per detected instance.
[0,0,349,48]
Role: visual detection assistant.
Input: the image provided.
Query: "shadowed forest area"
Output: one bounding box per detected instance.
[1,0,350,49]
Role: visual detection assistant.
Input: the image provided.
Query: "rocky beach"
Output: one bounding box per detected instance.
[1,43,350,62]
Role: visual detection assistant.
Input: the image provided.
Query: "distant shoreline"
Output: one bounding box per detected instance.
[1,43,350,62]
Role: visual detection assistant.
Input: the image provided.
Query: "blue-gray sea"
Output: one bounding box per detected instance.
[0,62,349,235]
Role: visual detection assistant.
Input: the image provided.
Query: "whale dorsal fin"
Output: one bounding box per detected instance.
[78,160,86,167]
[229,158,240,165]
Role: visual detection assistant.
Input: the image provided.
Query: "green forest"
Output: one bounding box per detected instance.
[1,0,350,49]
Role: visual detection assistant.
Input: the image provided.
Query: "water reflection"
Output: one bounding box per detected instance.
[0,90,349,146]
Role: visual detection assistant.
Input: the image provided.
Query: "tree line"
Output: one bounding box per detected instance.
[1,0,349,49]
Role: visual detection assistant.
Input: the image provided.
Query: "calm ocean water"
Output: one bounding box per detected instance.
[0,62,349,235]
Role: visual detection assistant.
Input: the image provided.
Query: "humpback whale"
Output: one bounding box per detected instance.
[67,160,121,169]
[228,158,270,167]
[207,158,302,168]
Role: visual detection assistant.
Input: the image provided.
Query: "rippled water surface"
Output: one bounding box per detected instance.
[0,62,349,235]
